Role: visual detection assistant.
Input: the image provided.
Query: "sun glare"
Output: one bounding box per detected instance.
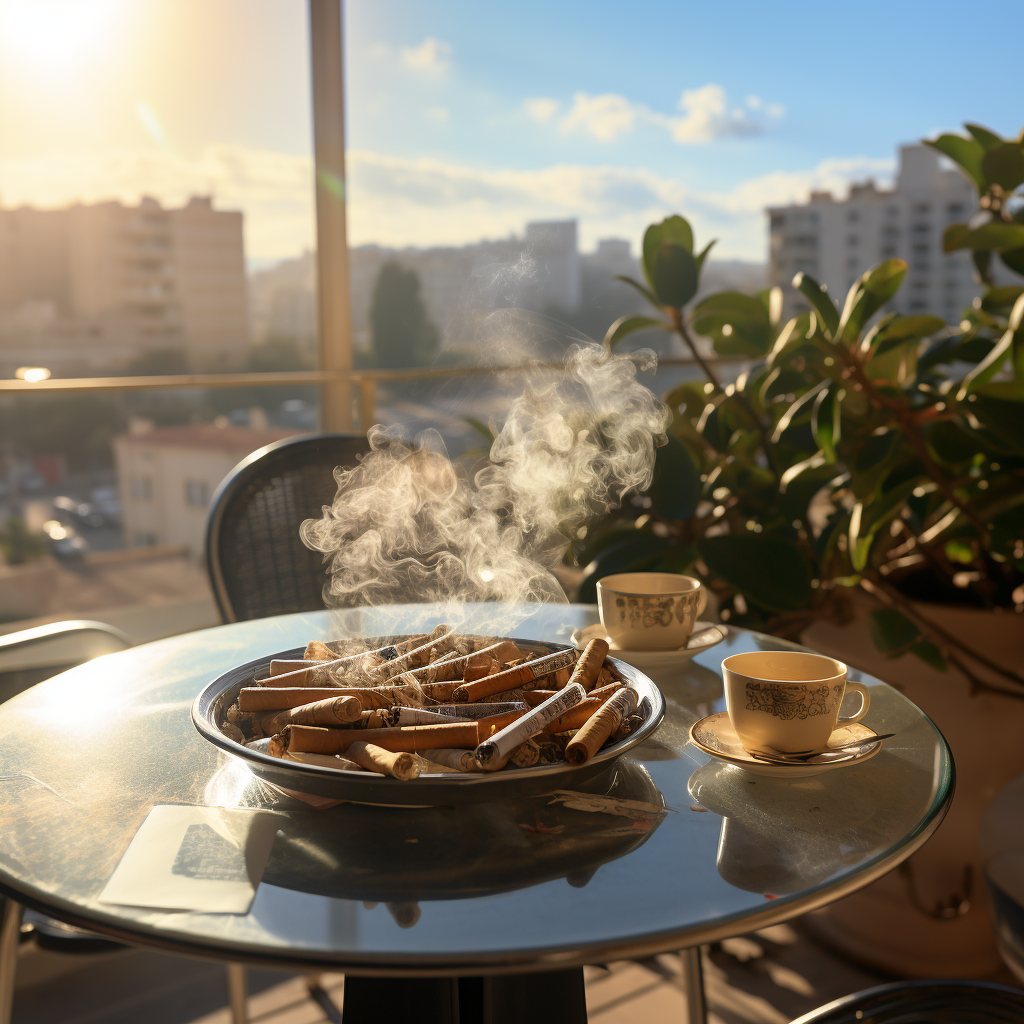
[0,0,123,73]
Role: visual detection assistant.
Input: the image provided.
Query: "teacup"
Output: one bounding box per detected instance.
[722,651,870,754]
[597,572,706,651]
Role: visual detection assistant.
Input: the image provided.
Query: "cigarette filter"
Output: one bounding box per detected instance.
[473,683,587,769]
[565,687,639,765]
[452,649,577,702]
[346,740,419,780]
[285,720,482,754]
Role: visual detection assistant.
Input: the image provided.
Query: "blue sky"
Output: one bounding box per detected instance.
[0,0,1019,260]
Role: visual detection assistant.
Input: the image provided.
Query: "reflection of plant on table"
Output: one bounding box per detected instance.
[574,121,1024,698]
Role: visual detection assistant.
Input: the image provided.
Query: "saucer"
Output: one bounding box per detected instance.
[571,621,726,671]
[688,712,882,778]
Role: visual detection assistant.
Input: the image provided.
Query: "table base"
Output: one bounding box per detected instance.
[341,968,587,1024]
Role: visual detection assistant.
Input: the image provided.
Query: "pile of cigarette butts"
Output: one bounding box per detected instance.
[220,627,648,781]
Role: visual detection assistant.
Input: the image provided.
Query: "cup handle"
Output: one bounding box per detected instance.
[837,680,870,726]
[695,584,707,620]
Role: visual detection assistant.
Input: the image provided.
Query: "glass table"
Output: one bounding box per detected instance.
[0,604,953,1024]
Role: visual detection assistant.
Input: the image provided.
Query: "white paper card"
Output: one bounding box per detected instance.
[99,805,282,914]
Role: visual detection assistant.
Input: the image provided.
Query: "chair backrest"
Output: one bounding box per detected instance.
[789,979,1024,1024]
[205,432,370,622]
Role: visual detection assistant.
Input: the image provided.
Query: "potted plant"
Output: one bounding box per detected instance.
[575,122,1024,975]
[0,517,57,621]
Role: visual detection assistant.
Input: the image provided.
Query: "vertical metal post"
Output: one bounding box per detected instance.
[309,0,354,431]
[226,962,248,1024]
[0,900,23,1024]
[680,946,707,1024]
[357,378,376,434]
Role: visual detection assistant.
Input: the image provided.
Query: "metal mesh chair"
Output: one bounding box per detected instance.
[205,432,370,622]
[788,979,1024,1023]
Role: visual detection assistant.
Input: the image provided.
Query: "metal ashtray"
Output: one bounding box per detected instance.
[191,636,665,806]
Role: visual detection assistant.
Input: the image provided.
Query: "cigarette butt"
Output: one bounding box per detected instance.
[542,698,603,734]
[565,688,639,765]
[463,656,499,682]
[477,737,541,772]
[304,641,336,661]
[239,687,346,711]
[523,681,622,706]
[347,741,420,780]
[452,649,576,702]
[261,695,363,732]
[568,638,610,693]
[282,750,364,771]
[285,721,482,754]
[418,747,478,772]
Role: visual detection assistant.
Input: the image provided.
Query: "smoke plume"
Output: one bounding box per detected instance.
[300,325,670,626]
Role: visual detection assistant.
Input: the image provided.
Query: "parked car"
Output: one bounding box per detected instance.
[42,519,88,559]
[89,487,122,526]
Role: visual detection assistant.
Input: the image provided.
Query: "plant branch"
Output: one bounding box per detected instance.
[671,312,784,480]
[833,345,990,541]
[859,577,1024,693]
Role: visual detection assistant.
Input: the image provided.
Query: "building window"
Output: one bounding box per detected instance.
[770,213,785,229]
[129,476,153,500]
[947,203,965,218]
[847,235,859,247]
[185,480,210,507]
[913,203,931,215]
[847,211,859,223]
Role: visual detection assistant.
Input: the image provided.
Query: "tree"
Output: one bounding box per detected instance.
[370,262,439,368]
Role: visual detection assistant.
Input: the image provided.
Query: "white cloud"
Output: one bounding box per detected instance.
[400,37,452,78]
[664,83,782,143]
[427,106,450,123]
[0,145,894,260]
[524,97,559,124]
[559,92,640,142]
[549,83,784,145]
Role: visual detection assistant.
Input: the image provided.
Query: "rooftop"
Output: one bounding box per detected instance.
[115,422,300,454]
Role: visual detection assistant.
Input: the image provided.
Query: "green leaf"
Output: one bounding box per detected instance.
[778,458,840,523]
[942,223,972,253]
[698,534,813,612]
[812,386,840,462]
[578,533,677,602]
[955,222,1024,252]
[926,134,987,192]
[603,315,666,350]
[1001,248,1024,277]
[982,286,1024,312]
[615,275,661,310]
[694,239,716,277]
[691,291,772,357]
[462,415,494,444]
[851,430,898,500]
[642,216,694,288]
[958,293,1024,399]
[927,421,981,465]
[650,243,698,308]
[964,123,1004,150]
[647,434,701,520]
[792,272,839,338]
[771,379,831,444]
[870,315,947,357]
[867,607,921,655]
[910,640,947,672]
[982,143,1024,191]
[838,259,908,343]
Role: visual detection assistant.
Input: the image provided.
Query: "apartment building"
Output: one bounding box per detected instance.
[0,195,250,373]
[112,419,298,555]
[768,145,978,322]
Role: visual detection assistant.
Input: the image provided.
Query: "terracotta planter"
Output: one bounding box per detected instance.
[800,597,1024,977]
[0,559,57,621]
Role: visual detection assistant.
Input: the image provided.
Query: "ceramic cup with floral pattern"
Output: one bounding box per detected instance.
[722,650,870,754]
[596,572,706,651]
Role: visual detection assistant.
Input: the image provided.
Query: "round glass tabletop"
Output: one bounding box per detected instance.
[0,604,953,974]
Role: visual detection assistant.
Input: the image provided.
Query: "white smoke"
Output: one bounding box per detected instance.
[301,321,670,627]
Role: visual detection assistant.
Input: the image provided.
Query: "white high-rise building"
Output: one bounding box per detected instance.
[768,145,978,323]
